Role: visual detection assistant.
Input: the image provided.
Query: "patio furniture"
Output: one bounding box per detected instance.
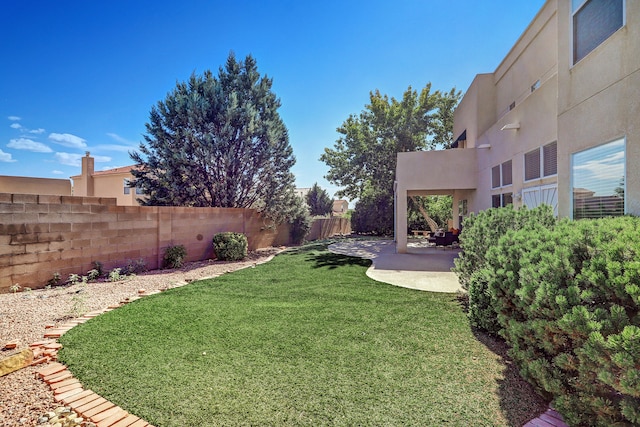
[431,231,459,249]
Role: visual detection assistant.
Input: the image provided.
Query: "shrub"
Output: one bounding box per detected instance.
[108,268,123,282]
[453,205,556,335]
[213,232,248,261]
[289,210,312,245]
[123,258,147,275]
[47,272,62,288]
[482,216,640,426]
[163,245,187,269]
[87,269,101,282]
[351,192,394,235]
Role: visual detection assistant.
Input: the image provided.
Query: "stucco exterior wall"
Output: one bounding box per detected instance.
[556,0,640,217]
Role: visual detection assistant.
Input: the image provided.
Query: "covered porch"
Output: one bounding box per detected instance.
[395,149,477,253]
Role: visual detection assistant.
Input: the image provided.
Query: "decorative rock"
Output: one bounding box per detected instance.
[3,340,18,350]
[0,348,34,376]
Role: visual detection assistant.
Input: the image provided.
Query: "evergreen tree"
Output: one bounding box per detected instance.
[305,182,333,217]
[130,53,296,223]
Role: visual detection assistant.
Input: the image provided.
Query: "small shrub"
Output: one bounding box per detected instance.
[93,261,104,277]
[123,258,147,275]
[453,205,556,335]
[163,245,187,269]
[87,269,101,282]
[10,284,21,293]
[67,274,87,286]
[47,272,62,288]
[212,233,247,261]
[108,268,123,282]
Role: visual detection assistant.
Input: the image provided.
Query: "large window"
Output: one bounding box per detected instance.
[573,0,624,64]
[492,193,513,208]
[572,137,625,219]
[124,179,131,195]
[525,141,557,181]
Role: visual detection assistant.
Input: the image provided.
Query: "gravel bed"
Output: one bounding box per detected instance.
[0,248,282,427]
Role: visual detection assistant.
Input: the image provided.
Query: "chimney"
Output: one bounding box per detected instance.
[79,152,95,196]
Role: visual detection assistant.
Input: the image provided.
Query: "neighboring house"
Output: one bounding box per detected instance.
[294,188,311,199]
[0,175,71,196]
[332,199,349,216]
[71,152,143,206]
[395,0,638,253]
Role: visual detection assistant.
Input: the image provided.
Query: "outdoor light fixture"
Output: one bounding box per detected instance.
[477,144,491,149]
[500,122,520,130]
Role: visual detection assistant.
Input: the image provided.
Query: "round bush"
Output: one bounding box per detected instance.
[213,232,248,261]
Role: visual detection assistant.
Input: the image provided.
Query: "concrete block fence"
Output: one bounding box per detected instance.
[0,193,291,293]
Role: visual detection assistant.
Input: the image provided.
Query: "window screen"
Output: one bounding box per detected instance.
[525,149,541,181]
[502,160,513,186]
[543,141,558,176]
[572,138,625,219]
[492,166,501,188]
[573,0,624,64]
[124,179,131,195]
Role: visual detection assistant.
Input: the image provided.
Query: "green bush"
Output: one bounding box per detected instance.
[213,232,248,261]
[453,205,556,335]
[351,192,393,235]
[163,245,187,269]
[289,210,312,245]
[480,216,640,426]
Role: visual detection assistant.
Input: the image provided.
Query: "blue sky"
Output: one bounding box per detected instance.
[1,1,545,199]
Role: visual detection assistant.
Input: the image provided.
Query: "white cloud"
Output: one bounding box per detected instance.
[52,170,64,175]
[55,152,111,167]
[8,138,53,153]
[0,149,16,162]
[8,116,21,121]
[10,123,22,129]
[29,128,45,134]
[49,133,87,148]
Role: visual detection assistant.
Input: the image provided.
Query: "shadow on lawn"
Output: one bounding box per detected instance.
[306,251,372,270]
[472,328,549,427]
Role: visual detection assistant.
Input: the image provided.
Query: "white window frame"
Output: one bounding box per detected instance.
[570,137,626,219]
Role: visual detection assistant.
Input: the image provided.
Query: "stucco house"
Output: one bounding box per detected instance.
[332,199,349,216]
[71,152,143,206]
[395,0,638,253]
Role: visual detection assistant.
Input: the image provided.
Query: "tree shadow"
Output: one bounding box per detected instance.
[471,327,549,427]
[305,251,372,270]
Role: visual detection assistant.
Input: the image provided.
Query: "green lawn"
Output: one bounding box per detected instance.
[58,242,545,426]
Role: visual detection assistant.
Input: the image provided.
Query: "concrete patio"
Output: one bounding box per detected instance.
[328,239,463,293]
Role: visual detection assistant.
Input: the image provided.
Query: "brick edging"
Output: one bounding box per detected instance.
[34,289,165,427]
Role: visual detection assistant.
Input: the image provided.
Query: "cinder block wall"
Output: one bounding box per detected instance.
[0,193,290,293]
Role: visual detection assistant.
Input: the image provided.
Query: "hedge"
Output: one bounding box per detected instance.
[457,213,640,426]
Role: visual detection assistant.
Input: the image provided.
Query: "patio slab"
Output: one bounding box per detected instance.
[328,239,463,293]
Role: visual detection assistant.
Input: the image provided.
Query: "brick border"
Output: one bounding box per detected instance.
[34,289,165,427]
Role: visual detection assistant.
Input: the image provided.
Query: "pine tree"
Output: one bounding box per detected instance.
[130,53,296,223]
[305,183,333,217]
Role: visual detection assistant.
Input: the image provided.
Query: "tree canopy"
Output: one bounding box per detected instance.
[130,53,297,223]
[305,183,333,217]
[320,84,460,234]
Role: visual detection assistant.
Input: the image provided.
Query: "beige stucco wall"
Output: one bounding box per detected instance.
[556,0,640,217]
[0,176,71,196]
[93,172,141,206]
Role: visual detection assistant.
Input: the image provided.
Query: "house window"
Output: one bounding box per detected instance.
[492,166,501,189]
[124,179,131,195]
[524,149,541,181]
[573,0,624,65]
[543,141,558,176]
[136,186,144,195]
[572,137,625,219]
[525,142,557,181]
[492,161,513,188]
[531,80,541,92]
[492,193,513,208]
[502,160,513,186]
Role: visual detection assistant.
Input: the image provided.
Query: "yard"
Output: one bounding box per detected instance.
[58,242,545,426]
